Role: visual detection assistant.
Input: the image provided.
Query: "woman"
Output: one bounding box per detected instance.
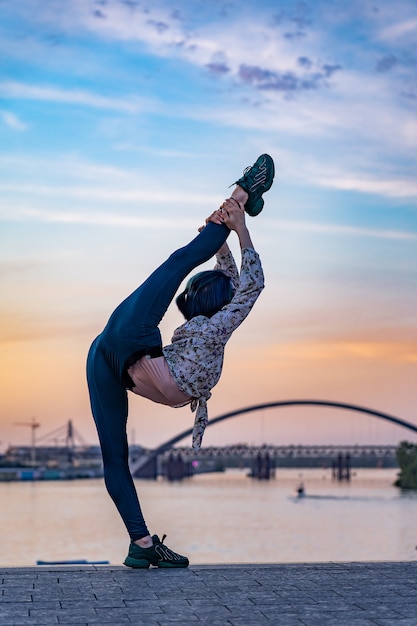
[87,154,275,568]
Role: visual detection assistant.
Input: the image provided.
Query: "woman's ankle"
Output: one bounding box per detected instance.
[134,535,153,548]
[231,184,248,205]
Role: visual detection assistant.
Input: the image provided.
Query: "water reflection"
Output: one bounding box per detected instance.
[1,468,416,566]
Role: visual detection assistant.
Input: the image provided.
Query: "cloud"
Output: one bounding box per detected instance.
[279,124,417,197]
[147,19,170,34]
[0,259,42,279]
[0,109,28,131]
[0,81,145,113]
[11,207,197,230]
[237,63,341,93]
[1,1,415,206]
[68,0,186,49]
[93,9,107,19]
[283,31,306,41]
[271,3,312,31]
[206,62,230,76]
[0,310,91,345]
[0,199,209,231]
[4,1,338,97]
[1,185,415,242]
[120,0,140,9]
[274,339,417,364]
[314,173,417,199]
[379,16,417,41]
[0,176,218,207]
[402,90,417,101]
[298,56,312,70]
[322,64,342,78]
[276,220,417,242]
[375,54,398,72]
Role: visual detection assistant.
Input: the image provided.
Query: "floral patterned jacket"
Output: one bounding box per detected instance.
[162,246,264,449]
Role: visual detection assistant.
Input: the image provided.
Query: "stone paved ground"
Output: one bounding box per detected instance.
[1,562,417,625]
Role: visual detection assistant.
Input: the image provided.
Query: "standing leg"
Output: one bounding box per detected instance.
[87,338,149,540]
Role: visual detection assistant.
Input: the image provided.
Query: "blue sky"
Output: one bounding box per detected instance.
[0,0,416,449]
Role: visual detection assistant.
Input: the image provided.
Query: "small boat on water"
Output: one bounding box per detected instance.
[296,482,305,497]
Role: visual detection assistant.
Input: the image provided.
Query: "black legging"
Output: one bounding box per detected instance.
[86,222,229,540]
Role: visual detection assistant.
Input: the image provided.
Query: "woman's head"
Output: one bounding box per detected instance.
[176,270,234,321]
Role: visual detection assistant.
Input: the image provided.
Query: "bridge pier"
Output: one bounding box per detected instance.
[250,451,275,480]
[332,453,351,481]
[162,451,192,481]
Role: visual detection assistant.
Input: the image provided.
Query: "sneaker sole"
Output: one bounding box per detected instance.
[124,556,189,569]
[244,154,275,216]
[157,561,189,568]
[123,556,151,568]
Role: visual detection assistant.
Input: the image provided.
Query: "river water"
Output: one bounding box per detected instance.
[1,468,416,567]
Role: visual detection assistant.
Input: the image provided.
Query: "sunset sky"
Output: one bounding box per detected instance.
[1,0,416,451]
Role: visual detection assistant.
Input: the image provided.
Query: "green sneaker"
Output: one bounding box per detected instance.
[232,153,275,216]
[124,534,189,569]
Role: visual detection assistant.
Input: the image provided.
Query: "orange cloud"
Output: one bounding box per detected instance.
[264,339,417,364]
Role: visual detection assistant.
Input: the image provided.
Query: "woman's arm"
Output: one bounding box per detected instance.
[200,199,264,337]
[203,247,264,339]
[200,209,238,284]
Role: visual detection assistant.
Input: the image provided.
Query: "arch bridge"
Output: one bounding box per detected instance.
[130,400,417,476]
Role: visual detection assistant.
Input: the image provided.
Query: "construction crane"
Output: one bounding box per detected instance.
[14,417,40,465]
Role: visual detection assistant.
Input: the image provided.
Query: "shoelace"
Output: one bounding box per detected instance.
[229,164,253,188]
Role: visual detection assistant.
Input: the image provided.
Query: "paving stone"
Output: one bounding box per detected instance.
[0,562,416,624]
[229,619,292,625]
[303,616,376,626]
[0,609,30,620]
[154,616,200,626]
[374,617,417,626]
[392,606,417,618]
[189,607,235,619]
[185,596,231,606]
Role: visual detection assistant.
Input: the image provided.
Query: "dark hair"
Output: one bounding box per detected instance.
[176,270,234,321]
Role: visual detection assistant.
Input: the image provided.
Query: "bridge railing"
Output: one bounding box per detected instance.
[162,444,398,460]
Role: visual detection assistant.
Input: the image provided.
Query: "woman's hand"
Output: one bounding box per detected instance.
[199,208,224,232]
[219,198,246,232]
[200,198,254,250]
[220,198,253,249]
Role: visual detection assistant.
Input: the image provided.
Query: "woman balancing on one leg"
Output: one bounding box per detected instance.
[87,154,275,568]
